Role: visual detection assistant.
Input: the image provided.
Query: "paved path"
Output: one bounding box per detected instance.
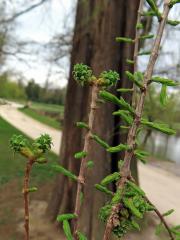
[0,103,180,225]
[0,104,61,154]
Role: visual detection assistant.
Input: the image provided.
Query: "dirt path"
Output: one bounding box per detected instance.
[0,103,180,226]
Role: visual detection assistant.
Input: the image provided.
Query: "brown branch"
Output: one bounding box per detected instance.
[23,159,34,240]
[103,1,171,239]
[0,0,48,24]
[145,197,174,240]
[73,84,99,239]
[132,0,144,111]
[133,0,144,73]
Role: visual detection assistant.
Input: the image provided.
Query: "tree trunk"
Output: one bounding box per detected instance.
[47,0,139,238]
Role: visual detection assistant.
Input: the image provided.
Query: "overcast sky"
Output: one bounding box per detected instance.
[5,1,180,88]
[6,0,76,88]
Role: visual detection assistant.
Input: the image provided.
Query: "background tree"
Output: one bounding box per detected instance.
[47,0,140,239]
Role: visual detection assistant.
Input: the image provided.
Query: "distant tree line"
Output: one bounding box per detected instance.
[0,73,66,105]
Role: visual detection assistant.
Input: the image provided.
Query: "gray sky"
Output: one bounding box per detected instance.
[5,1,180,88]
[6,0,76,88]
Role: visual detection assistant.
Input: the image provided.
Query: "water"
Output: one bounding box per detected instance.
[146,132,180,163]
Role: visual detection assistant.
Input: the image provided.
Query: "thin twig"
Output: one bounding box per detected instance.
[73,84,99,239]
[0,0,48,24]
[103,1,171,239]
[132,0,144,109]
[133,0,144,73]
[23,159,34,240]
[145,197,174,240]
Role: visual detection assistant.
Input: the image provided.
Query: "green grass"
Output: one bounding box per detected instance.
[0,117,58,186]
[31,102,64,114]
[19,108,61,129]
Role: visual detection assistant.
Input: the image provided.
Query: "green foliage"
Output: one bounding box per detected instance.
[141,118,176,135]
[145,0,161,19]
[151,76,178,86]
[52,164,77,181]
[10,134,52,160]
[76,122,89,129]
[10,134,28,153]
[167,19,180,26]
[33,134,52,153]
[123,198,143,218]
[57,214,77,222]
[99,181,153,238]
[116,37,134,43]
[0,73,26,100]
[62,220,73,240]
[100,172,120,186]
[99,204,112,223]
[134,149,150,164]
[73,63,93,86]
[126,180,145,196]
[87,160,94,168]
[140,34,154,40]
[125,71,144,89]
[126,59,135,65]
[2,117,58,185]
[163,209,174,217]
[136,22,144,29]
[119,97,134,113]
[117,88,133,93]
[111,189,123,204]
[27,187,38,193]
[107,144,130,153]
[91,134,109,149]
[25,79,40,102]
[160,85,168,106]
[99,70,119,86]
[138,50,151,56]
[113,110,133,125]
[99,90,134,113]
[155,222,164,236]
[77,231,88,240]
[99,90,123,106]
[74,151,87,159]
[169,0,180,8]
[95,184,113,196]
[25,79,66,105]
[170,225,180,237]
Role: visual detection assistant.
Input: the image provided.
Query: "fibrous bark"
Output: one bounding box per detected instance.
[47,1,139,238]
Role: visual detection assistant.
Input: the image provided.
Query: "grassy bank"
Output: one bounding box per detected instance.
[0,116,58,186]
[31,102,64,114]
[0,116,59,239]
[19,107,61,129]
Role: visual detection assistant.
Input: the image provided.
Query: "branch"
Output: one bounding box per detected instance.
[0,0,48,24]
[73,84,99,239]
[134,0,144,73]
[145,197,174,240]
[132,0,144,108]
[103,1,172,239]
[23,159,34,240]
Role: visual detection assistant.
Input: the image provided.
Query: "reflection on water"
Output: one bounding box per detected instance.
[146,132,180,163]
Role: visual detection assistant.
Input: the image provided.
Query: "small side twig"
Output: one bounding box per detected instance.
[132,0,144,109]
[10,134,52,240]
[133,0,144,73]
[73,84,99,239]
[145,197,174,240]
